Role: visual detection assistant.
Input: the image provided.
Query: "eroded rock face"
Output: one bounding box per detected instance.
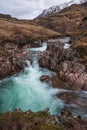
[0,44,30,79]
[39,41,64,71]
[60,61,87,90]
[39,39,87,91]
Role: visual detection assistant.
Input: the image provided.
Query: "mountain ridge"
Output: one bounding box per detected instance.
[37,0,87,18]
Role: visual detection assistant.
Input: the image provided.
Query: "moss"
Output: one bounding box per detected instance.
[0,110,87,130]
[25,36,35,43]
[39,125,60,130]
[34,36,44,41]
[27,36,46,43]
[0,111,59,130]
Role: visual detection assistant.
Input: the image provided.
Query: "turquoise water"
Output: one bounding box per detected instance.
[0,55,63,114]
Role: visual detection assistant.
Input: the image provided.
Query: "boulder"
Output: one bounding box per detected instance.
[40,75,49,81]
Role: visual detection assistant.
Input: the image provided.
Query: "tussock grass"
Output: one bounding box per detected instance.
[0,19,61,46]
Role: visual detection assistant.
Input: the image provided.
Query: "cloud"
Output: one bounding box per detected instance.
[0,0,71,19]
[43,0,60,8]
[0,0,42,19]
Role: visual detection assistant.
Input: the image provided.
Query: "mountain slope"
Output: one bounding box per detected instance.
[34,2,87,62]
[0,17,61,47]
[34,2,87,36]
[37,0,87,18]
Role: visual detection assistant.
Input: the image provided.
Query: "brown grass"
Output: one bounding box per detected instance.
[34,4,87,37]
[0,18,61,46]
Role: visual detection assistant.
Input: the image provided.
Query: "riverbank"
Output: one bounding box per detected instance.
[0,109,87,130]
[0,37,87,121]
[38,37,87,119]
[0,45,30,79]
[39,37,87,91]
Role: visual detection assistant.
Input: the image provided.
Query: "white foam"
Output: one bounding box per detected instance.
[29,42,47,52]
[64,44,71,49]
[0,55,63,114]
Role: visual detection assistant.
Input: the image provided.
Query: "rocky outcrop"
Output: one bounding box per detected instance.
[0,44,30,79]
[0,14,17,20]
[39,39,87,91]
[59,60,87,90]
[39,40,64,71]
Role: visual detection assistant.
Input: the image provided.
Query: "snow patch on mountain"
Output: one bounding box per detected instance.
[37,0,87,18]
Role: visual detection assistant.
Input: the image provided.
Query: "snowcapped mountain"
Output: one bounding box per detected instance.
[37,0,87,18]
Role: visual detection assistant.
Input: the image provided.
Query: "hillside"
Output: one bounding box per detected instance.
[0,17,60,47]
[34,3,87,36]
[34,2,87,62]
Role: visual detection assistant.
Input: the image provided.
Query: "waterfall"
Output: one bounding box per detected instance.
[0,42,64,114]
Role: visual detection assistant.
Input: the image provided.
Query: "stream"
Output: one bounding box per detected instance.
[0,39,87,120]
[0,42,63,114]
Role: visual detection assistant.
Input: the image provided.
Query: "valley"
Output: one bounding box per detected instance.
[0,1,87,130]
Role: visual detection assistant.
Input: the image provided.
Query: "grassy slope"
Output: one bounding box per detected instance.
[34,4,87,37]
[0,18,61,47]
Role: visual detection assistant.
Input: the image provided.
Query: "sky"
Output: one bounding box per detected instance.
[0,0,74,19]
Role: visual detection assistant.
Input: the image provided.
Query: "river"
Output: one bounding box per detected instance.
[0,42,63,114]
[0,39,87,120]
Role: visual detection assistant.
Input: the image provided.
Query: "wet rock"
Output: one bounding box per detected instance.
[40,75,49,81]
[59,91,87,108]
[49,74,68,89]
[0,46,30,80]
[60,61,87,90]
[39,40,64,71]
[39,38,87,91]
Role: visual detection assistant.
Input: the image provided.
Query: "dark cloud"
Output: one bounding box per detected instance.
[0,0,70,19]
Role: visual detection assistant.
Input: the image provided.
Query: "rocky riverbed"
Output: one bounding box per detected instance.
[0,37,87,130]
[39,37,87,91]
[38,37,87,119]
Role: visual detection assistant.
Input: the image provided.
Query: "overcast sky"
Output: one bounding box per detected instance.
[0,0,73,19]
